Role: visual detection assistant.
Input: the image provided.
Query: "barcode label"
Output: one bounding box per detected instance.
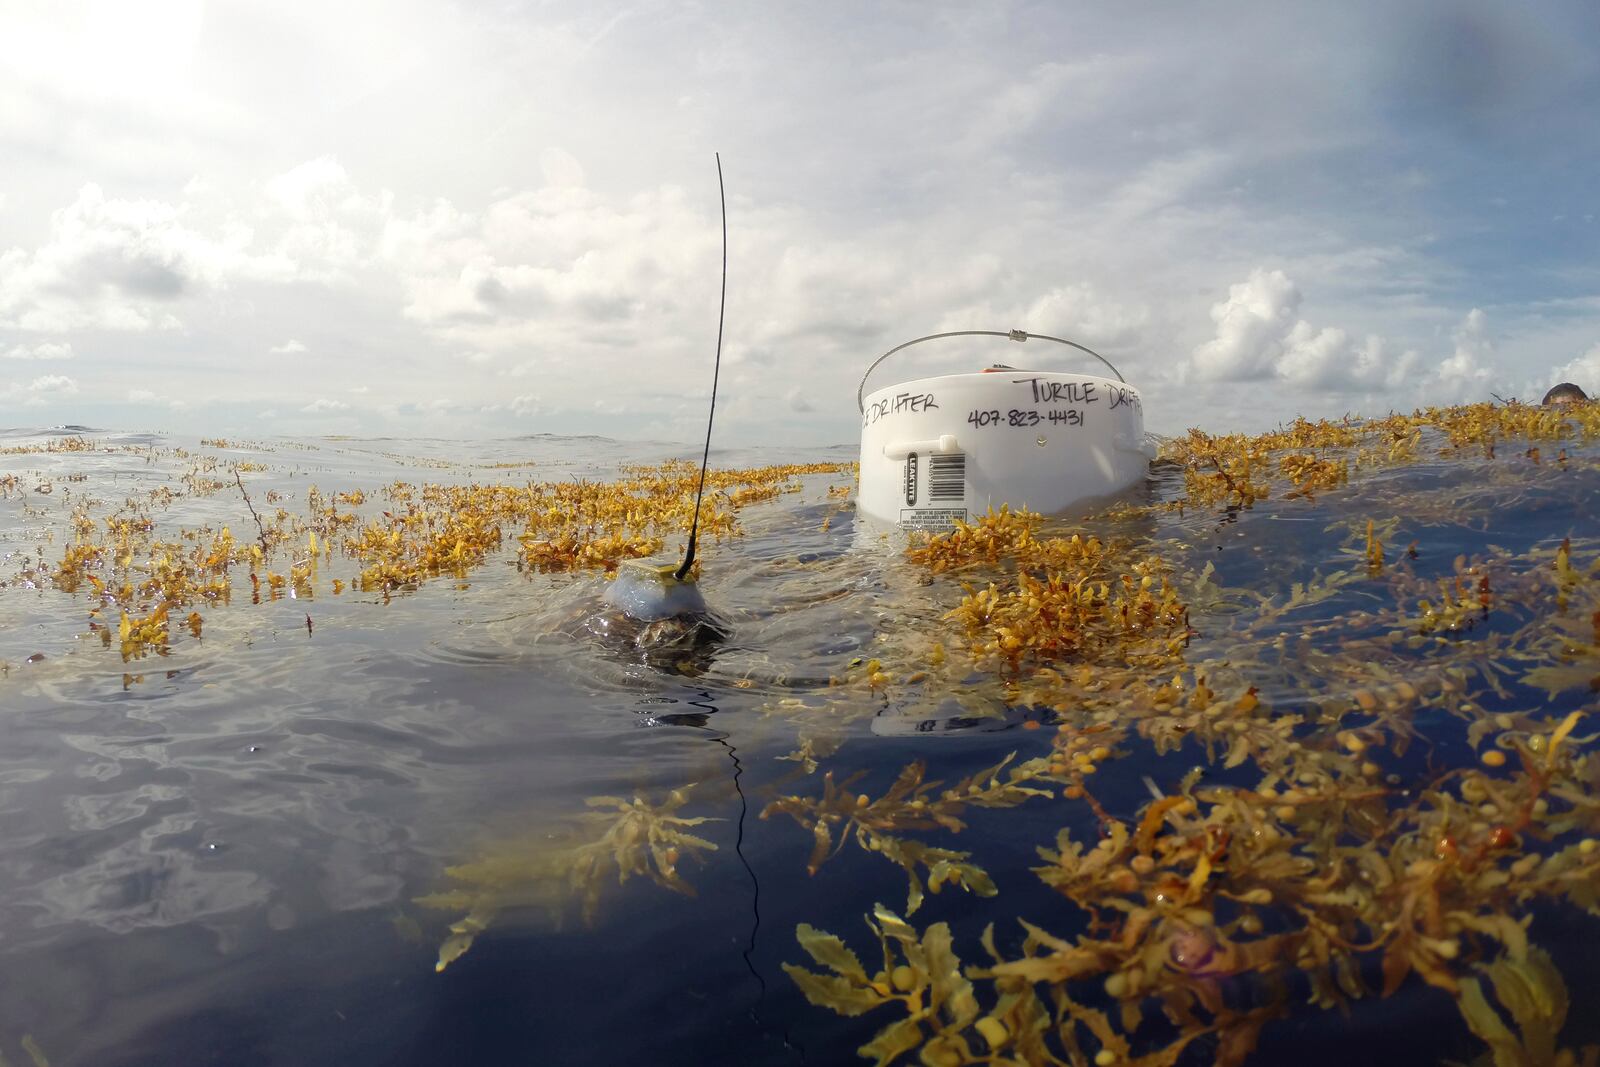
[928,453,965,501]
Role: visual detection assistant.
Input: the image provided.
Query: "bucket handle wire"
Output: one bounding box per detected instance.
[856,330,1125,413]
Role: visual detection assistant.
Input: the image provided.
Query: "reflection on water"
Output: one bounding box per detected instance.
[2,421,1600,1065]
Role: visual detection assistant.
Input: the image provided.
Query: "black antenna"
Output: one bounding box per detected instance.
[676,153,726,582]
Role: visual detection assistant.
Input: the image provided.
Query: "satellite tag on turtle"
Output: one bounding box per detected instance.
[604,558,710,622]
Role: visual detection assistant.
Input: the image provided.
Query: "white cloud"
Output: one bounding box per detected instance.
[1189,270,1302,381]
[1275,321,1351,385]
[265,157,356,221]
[1429,308,1494,404]
[0,4,1597,440]
[1,373,78,407]
[538,147,585,189]
[1277,327,1418,392]
[786,388,814,413]
[127,386,187,410]
[0,157,401,340]
[1541,343,1600,394]
[2,341,73,360]
[263,157,393,279]
[965,61,1090,148]
[390,183,713,340]
[478,393,543,419]
[947,285,1152,370]
[300,398,349,413]
[270,339,306,354]
[1021,287,1149,351]
[1186,269,1417,395]
[1106,150,1232,225]
[0,182,286,333]
[25,374,75,395]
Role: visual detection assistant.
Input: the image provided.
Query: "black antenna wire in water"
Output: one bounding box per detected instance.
[714,731,805,1063]
[682,684,804,1062]
[676,153,727,582]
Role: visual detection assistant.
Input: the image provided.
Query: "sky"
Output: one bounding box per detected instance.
[2,0,1598,445]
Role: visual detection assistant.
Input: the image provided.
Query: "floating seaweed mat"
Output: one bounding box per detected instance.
[12,410,1600,1066]
[771,410,1600,1066]
[9,456,853,665]
[416,405,1600,1067]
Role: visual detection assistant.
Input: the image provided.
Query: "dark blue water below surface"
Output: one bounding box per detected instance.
[2,425,1599,1067]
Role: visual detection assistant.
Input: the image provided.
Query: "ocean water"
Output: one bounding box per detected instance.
[2,423,1598,1067]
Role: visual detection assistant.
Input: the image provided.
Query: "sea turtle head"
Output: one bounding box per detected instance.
[586,557,729,674]
[1542,382,1589,407]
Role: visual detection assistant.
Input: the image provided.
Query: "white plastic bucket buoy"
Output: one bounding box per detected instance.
[856,330,1155,531]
